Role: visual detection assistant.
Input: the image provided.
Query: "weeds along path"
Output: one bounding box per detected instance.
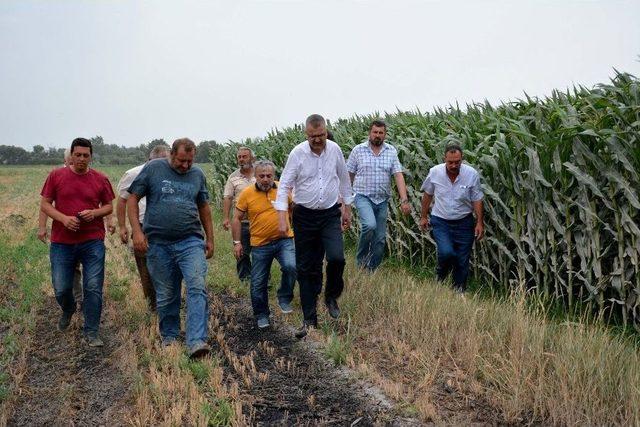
[209,293,415,425]
[8,297,130,426]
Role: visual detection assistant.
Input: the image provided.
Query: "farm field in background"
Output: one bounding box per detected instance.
[210,71,640,328]
[1,164,640,424]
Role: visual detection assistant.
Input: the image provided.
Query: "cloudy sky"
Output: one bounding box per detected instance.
[1,0,639,150]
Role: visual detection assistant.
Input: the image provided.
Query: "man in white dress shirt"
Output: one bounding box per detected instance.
[115,144,170,310]
[275,114,353,338]
[419,144,484,293]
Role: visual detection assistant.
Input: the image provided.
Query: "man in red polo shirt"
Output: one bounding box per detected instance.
[40,138,115,347]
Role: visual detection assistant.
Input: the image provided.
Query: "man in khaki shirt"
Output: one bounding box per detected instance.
[222,147,256,281]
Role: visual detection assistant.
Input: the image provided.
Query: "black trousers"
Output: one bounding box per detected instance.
[292,203,346,324]
[236,221,252,281]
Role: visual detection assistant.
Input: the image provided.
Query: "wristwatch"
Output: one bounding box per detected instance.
[233,240,241,245]
[400,199,409,205]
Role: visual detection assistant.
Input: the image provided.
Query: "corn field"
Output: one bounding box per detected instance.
[210,71,640,326]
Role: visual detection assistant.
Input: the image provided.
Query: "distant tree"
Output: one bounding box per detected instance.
[0,145,29,165]
[33,145,45,154]
[195,140,217,163]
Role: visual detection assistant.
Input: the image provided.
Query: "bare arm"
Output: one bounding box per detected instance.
[116,197,129,243]
[419,193,433,231]
[231,208,245,259]
[41,196,80,231]
[77,202,112,223]
[394,172,411,215]
[473,200,484,240]
[37,209,48,242]
[222,196,232,231]
[198,202,215,259]
[127,195,147,254]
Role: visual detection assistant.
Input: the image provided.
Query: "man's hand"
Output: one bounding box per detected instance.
[222,219,231,231]
[475,222,485,241]
[233,242,243,260]
[62,215,80,231]
[119,227,129,244]
[205,239,214,259]
[107,219,116,235]
[419,216,429,231]
[77,209,95,222]
[278,214,289,238]
[132,230,148,255]
[400,201,411,216]
[341,206,352,232]
[37,227,48,243]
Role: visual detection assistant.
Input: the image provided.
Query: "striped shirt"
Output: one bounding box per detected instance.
[346,141,403,204]
[420,163,483,220]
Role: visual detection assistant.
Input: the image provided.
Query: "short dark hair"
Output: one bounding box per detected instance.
[70,137,92,155]
[369,120,386,131]
[171,138,196,154]
[305,114,326,128]
[445,144,463,155]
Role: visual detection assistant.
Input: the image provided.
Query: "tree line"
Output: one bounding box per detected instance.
[0,137,218,165]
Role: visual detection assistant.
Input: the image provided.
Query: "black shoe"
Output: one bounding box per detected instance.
[58,311,73,331]
[325,298,340,319]
[295,320,317,339]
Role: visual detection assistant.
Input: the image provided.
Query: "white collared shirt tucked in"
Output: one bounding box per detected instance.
[346,141,403,205]
[275,140,353,211]
[119,164,146,223]
[420,163,483,220]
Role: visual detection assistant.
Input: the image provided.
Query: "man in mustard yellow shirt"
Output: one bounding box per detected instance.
[232,160,296,329]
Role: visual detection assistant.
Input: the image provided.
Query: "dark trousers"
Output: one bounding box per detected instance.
[430,214,475,289]
[236,221,252,281]
[134,250,156,310]
[292,204,345,324]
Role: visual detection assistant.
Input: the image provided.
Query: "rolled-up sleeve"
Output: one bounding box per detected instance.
[346,148,358,174]
[223,176,234,198]
[391,151,403,174]
[470,172,484,201]
[420,170,435,195]
[336,148,353,205]
[275,151,297,211]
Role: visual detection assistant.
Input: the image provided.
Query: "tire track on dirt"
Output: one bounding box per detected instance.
[210,294,420,426]
[9,297,130,426]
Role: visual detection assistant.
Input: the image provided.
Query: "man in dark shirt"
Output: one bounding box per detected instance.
[40,138,115,347]
[127,138,214,359]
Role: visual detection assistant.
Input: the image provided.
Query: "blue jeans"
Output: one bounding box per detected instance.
[354,194,389,271]
[146,236,209,347]
[250,238,296,318]
[50,239,105,336]
[430,214,475,289]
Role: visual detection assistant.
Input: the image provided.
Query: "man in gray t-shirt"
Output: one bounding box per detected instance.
[128,138,214,359]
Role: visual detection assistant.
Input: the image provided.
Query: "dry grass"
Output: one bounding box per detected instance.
[324,266,640,425]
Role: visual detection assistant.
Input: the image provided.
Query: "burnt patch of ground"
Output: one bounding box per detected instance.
[210,294,418,426]
[9,297,130,427]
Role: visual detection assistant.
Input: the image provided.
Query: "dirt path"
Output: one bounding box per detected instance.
[210,294,420,426]
[9,297,130,427]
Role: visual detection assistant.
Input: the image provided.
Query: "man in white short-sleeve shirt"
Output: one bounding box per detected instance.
[419,144,484,293]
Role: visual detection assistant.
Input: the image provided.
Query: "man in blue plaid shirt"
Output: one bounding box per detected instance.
[346,120,411,271]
